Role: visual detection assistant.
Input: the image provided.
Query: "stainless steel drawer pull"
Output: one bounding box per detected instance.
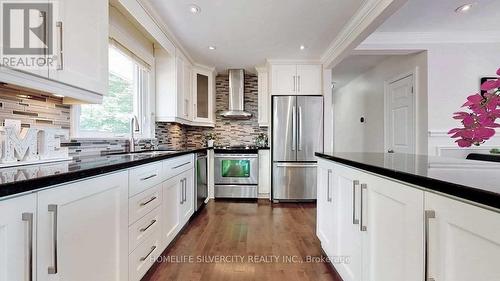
[140,196,157,207]
[22,213,34,281]
[56,21,63,70]
[140,174,157,181]
[173,162,190,169]
[48,204,58,274]
[360,184,367,232]
[140,245,157,262]
[425,210,436,281]
[352,180,359,225]
[140,219,157,232]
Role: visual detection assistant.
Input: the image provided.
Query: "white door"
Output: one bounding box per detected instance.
[180,169,194,225]
[426,193,500,281]
[37,171,128,281]
[162,175,181,248]
[361,174,424,281]
[0,194,37,281]
[385,74,415,154]
[333,165,363,281]
[296,64,322,95]
[271,64,297,95]
[50,0,108,95]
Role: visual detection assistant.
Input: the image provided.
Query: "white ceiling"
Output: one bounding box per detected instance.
[146,0,364,73]
[377,0,500,32]
[331,55,391,90]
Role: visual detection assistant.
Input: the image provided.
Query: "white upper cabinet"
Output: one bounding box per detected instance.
[256,66,269,127]
[0,194,37,281]
[425,193,500,281]
[192,65,215,127]
[0,0,108,103]
[49,0,108,96]
[269,62,322,95]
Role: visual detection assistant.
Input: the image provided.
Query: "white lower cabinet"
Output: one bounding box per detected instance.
[37,171,129,281]
[425,192,500,281]
[0,194,37,281]
[258,150,271,197]
[179,168,195,225]
[318,159,500,281]
[128,231,162,281]
[360,173,424,281]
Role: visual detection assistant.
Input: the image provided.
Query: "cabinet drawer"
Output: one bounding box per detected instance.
[163,154,194,180]
[129,230,162,281]
[129,162,163,197]
[129,184,162,224]
[129,206,161,252]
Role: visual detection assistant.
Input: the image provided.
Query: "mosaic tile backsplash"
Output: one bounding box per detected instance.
[155,73,269,149]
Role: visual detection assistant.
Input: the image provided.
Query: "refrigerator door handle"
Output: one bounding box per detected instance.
[298,106,303,151]
[292,106,297,151]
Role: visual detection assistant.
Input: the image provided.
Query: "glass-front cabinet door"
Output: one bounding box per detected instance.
[192,66,215,125]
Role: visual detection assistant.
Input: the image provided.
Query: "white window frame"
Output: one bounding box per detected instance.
[71,44,155,140]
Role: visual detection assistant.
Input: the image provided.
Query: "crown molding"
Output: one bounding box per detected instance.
[359,31,500,47]
[320,0,407,69]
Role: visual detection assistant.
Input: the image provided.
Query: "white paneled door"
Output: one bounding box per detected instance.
[385,74,415,154]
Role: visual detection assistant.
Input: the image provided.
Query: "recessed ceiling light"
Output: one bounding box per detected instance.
[300,45,306,50]
[189,4,201,14]
[455,3,474,13]
[208,46,216,50]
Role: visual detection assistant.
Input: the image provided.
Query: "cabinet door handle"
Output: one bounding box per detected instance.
[425,210,436,281]
[56,21,63,70]
[22,213,34,281]
[140,219,157,232]
[140,174,157,181]
[183,178,187,203]
[352,180,359,225]
[139,245,157,262]
[48,204,58,274]
[140,196,157,207]
[293,76,296,92]
[360,184,367,232]
[326,169,332,202]
[298,76,301,92]
[180,179,184,204]
[173,162,190,169]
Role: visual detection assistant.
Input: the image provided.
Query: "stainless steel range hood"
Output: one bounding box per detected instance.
[220,69,253,119]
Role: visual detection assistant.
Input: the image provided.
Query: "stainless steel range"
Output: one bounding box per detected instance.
[214,147,259,199]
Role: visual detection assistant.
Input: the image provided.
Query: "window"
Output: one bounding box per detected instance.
[75,45,151,138]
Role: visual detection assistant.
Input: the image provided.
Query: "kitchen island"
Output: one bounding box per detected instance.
[315,152,500,281]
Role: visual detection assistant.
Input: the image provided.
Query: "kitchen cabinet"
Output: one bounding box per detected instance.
[360,172,424,281]
[192,66,216,127]
[317,160,424,281]
[49,0,108,96]
[179,168,195,225]
[316,159,336,257]
[161,175,181,248]
[0,0,108,103]
[0,194,37,281]
[269,63,322,95]
[425,192,500,281]
[258,150,271,197]
[256,66,270,127]
[37,171,129,281]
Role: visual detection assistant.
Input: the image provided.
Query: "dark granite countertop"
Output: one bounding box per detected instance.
[315,152,500,209]
[0,148,209,200]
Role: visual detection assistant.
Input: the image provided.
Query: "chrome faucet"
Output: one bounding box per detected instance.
[129,116,140,152]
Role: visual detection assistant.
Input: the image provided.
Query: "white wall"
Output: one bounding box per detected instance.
[425,43,500,155]
[333,52,428,153]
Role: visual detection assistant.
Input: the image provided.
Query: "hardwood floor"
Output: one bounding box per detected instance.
[143,200,341,281]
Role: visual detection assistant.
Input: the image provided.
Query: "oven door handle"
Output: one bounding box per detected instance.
[214,155,258,158]
[275,163,318,168]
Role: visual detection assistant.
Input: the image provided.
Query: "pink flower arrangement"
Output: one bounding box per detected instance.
[449,67,500,147]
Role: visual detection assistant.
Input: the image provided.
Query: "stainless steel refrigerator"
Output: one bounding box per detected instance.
[272,96,324,201]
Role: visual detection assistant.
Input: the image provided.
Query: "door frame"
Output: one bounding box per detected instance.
[383,68,417,154]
